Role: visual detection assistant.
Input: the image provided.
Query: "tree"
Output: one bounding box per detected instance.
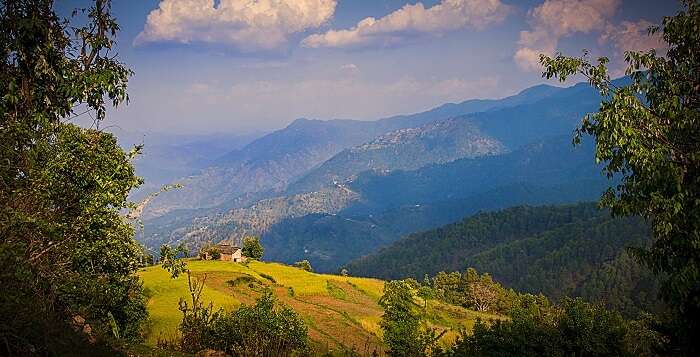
[417,275,434,311]
[294,259,313,272]
[379,280,442,356]
[380,280,422,356]
[541,1,700,352]
[198,243,220,260]
[0,0,145,354]
[242,236,264,260]
[462,269,501,312]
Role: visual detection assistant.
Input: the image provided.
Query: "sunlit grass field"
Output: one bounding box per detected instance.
[138,259,503,353]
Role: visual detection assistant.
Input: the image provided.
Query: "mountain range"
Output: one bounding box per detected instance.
[137,78,627,276]
[140,82,584,217]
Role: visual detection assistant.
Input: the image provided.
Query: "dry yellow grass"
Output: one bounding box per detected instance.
[138,259,503,352]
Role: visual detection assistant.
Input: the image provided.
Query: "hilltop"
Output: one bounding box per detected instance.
[138,260,503,354]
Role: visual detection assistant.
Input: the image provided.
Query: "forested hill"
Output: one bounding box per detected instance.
[346,203,661,316]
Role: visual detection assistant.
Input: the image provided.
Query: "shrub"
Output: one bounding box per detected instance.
[259,273,276,284]
[226,275,259,287]
[211,291,309,356]
[294,260,313,272]
[178,289,309,356]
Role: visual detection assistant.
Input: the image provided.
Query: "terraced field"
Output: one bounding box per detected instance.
[138,260,502,354]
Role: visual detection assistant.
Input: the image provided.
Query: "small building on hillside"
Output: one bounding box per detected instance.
[204,243,245,262]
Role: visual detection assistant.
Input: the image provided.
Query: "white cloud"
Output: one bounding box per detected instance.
[302,0,510,49]
[600,20,665,54]
[515,0,620,71]
[135,0,337,52]
[599,19,666,77]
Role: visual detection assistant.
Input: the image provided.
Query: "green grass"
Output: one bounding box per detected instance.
[138,259,503,352]
[138,260,245,344]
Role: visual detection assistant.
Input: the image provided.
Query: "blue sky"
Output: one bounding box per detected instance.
[65,0,679,134]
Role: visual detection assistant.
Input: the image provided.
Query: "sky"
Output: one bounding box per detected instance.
[62,0,679,135]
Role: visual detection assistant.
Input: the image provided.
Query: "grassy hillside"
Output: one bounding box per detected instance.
[138,260,502,353]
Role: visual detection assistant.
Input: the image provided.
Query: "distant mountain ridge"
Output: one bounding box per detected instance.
[142,82,570,217]
[287,81,603,196]
[287,118,505,194]
[343,136,603,214]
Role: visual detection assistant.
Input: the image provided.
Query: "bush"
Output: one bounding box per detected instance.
[178,288,309,356]
[294,260,313,272]
[259,273,276,283]
[209,291,309,356]
[226,275,259,286]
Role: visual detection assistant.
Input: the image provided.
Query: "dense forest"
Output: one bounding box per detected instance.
[347,203,661,316]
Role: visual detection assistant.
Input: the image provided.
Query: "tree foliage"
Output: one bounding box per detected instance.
[449,298,665,357]
[294,259,313,272]
[242,236,264,260]
[160,243,189,278]
[431,268,549,315]
[541,1,700,352]
[0,0,146,354]
[175,285,309,356]
[352,203,659,316]
[379,280,442,356]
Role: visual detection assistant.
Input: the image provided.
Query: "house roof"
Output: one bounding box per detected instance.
[215,243,241,255]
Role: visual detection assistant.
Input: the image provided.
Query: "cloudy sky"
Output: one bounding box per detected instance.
[64,0,678,134]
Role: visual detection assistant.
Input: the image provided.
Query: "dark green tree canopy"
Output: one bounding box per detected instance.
[541,0,700,352]
[0,0,146,353]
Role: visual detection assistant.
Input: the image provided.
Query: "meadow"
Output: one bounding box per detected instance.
[138,259,503,354]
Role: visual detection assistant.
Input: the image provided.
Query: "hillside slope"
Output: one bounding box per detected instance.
[262,179,610,272]
[138,260,503,353]
[143,119,384,217]
[346,203,660,316]
[287,118,505,194]
[344,136,602,213]
[143,185,360,250]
